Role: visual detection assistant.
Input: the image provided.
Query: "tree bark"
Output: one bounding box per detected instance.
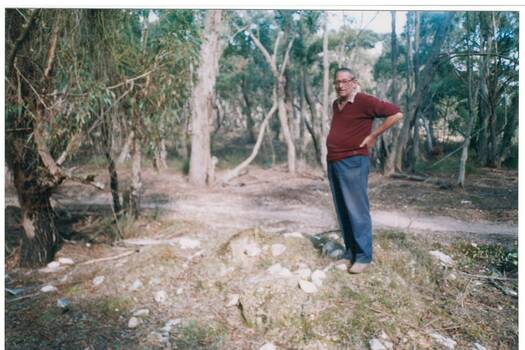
[129,111,142,218]
[241,78,256,143]
[189,10,222,186]
[458,13,480,186]
[320,19,330,174]
[303,72,322,166]
[246,30,296,174]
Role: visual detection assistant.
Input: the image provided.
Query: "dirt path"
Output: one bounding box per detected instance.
[6,167,516,237]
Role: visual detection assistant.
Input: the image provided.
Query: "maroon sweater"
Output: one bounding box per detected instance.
[327,92,400,161]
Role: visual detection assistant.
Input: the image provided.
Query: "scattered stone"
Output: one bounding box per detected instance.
[472,343,487,350]
[40,285,58,293]
[321,241,345,258]
[57,298,70,312]
[369,338,387,350]
[446,273,457,280]
[429,251,455,266]
[128,317,141,328]
[295,268,312,280]
[133,309,150,317]
[86,242,91,248]
[178,237,201,250]
[176,288,183,295]
[311,270,327,287]
[328,233,340,240]
[58,257,75,265]
[461,200,472,204]
[259,343,277,350]
[92,276,105,286]
[429,332,456,349]
[267,263,293,278]
[335,263,347,271]
[48,261,61,269]
[147,331,169,346]
[154,290,168,304]
[161,319,181,333]
[130,279,143,291]
[227,294,240,307]
[284,232,303,239]
[244,242,262,257]
[149,277,161,286]
[271,244,286,256]
[298,280,318,294]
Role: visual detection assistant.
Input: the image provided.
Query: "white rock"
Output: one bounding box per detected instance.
[259,343,277,350]
[311,270,327,287]
[149,277,161,286]
[244,242,261,257]
[298,280,318,293]
[133,309,150,317]
[429,251,455,266]
[128,317,141,328]
[328,233,340,240]
[284,232,303,239]
[461,200,472,204]
[267,263,292,278]
[161,318,181,333]
[178,237,201,250]
[295,268,312,280]
[369,338,386,350]
[40,285,58,293]
[472,343,487,350]
[429,332,457,349]
[271,244,286,256]
[154,290,168,304]
[335,263,348,271]
[92,276,105,286]
[58,258,75,265]
[130,279,143,291]
[176,288,183,295]
[47,261,61,269]
[227,294,240,307]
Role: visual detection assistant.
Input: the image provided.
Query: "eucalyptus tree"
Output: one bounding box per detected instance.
[188,10,223,186]
[5,9,124,266]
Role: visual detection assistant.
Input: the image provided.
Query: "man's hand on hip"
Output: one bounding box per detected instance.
[359,134,377,150]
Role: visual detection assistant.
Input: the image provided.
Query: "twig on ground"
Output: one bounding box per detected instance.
[79,250,137,266]
[458,271,517,281]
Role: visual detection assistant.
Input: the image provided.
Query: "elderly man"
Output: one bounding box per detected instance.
[327,68,403,274]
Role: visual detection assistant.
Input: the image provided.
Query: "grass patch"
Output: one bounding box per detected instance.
[171,320,227,350]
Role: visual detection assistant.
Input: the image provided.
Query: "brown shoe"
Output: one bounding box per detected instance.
[348,262,369,274]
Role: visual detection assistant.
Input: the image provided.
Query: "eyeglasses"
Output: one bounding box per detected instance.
[333,78,356,86]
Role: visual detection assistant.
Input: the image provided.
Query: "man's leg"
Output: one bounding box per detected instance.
[327,162,355,262]
[332,156,372,264]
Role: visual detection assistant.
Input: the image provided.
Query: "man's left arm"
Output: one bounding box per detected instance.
[359,112,403,149]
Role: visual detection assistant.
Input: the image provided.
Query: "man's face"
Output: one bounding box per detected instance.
[334,71,356,99]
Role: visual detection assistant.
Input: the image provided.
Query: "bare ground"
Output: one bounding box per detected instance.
[4,165,518,349]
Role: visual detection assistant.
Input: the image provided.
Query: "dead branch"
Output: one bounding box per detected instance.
[78,250,137,266]
[221,97,278,184]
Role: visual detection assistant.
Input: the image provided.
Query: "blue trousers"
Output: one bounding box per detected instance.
[327,155,372,263]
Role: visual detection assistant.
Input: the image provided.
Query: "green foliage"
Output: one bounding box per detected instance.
[456,242,518,274]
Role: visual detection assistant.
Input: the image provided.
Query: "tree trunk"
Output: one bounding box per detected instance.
[129,114,142,218]
[390,11,398,106]
[303,72,322,166]
[320,19,330,174]
[117,131,133,164]
[495,95,517,167]
[153,137,168,171]
[189,10,222,186]
[277,77,296,173]
[385,12,454,175]
[222,96,278,183]
[101,108,122,216]
[241,78,256,143]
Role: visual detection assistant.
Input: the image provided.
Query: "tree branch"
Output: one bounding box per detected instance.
[7,9,39,76]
